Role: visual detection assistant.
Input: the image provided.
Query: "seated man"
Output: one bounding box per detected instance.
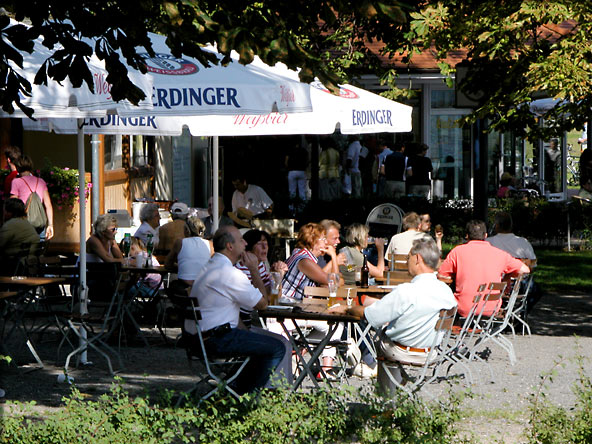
[438,220,530,318]
[384,211,431,260]
[348,237,457,389]
[231,174,273,221]
[487,211,541,311]
[157,201,190,252]
[184,225,287,394]
[0,197,40,257]
[487,212,536,263]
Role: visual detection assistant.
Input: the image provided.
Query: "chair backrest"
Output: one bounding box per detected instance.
[388,253,408,271]
[435,307,457,332]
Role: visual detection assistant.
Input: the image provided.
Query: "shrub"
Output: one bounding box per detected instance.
[528,354,592,444]
[0,381,464,443]
[39,162,92,211]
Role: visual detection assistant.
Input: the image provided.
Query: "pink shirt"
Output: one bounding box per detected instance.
[438,240,524,317]
[10,175,48,205]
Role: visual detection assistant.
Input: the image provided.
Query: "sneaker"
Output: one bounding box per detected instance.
[353,362,377,378]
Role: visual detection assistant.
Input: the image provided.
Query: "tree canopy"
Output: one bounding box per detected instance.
[393,1,592,140]
[0,1,411,118]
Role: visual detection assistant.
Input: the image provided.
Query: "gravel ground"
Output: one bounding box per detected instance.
[1,289,591,443]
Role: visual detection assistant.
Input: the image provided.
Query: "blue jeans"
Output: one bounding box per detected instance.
[204,327,286,394]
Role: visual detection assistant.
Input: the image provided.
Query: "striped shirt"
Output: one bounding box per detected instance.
[235,260,271,327]
[281,248,318,300]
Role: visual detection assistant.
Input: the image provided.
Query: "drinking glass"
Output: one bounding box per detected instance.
[343,248,355,272]
[270,271,282,305]
[327,272,338,307]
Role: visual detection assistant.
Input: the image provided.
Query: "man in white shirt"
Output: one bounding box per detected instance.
[185,225,286,394]
[384,212,430,259]
[231,175,274,218]
[348,237,457,386]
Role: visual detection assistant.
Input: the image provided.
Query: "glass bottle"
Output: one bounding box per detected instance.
[145,233,154,267]
[360,254,369,288]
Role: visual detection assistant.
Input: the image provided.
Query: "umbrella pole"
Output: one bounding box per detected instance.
[77,119,89,364]
[212,136,219,233]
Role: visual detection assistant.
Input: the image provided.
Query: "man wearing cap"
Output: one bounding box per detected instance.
[157,202,190,252]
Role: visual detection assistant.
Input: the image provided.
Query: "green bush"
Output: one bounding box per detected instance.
[528,355,592,444]
[0,381,464,443]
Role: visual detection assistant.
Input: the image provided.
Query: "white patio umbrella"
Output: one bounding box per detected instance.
[24,80,412,231]
[3,22,314,368]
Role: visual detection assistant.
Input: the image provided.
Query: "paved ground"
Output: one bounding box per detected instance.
[1,289,591,443]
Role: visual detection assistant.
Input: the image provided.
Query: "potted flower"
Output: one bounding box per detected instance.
[39,163,92,213]
[38,162,92,247]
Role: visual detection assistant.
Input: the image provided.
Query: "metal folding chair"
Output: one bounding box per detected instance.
[61,262,126,375]
[507,274,534,337]
[377,307,458,400]
[167,287,251,403]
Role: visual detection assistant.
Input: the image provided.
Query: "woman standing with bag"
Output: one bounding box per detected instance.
[10,155,54,240]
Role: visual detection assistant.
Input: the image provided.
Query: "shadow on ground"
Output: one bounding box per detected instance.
[529,291,592,337]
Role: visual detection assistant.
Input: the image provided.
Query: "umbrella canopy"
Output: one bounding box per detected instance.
[24,82,411,135]
[2,20,153,118]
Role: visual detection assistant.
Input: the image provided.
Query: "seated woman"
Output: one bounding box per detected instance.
[339,223,385,285]
[281,222,342,377]
[86,214,124,263]
[165,216,213,286]
[497,172,517,198]
[234,229,293,387]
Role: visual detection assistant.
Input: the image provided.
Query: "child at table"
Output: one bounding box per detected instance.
[128,237,162,297]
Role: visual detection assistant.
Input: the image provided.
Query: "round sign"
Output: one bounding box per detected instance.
[140,53,199,75]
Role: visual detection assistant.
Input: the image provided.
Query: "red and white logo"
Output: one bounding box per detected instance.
[311,81,359,99]
[140,53,199,75]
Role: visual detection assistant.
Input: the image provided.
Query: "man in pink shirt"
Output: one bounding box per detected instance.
[438,220,529,317]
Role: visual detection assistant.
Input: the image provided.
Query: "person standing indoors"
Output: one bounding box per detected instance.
[407,143,433,198]
[10,155,54,240]
[318,138,341,201]
[346,135,363,198]
[285,144,309,203]
[382,142,411,199]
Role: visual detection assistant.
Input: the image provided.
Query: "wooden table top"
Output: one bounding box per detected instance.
[0,276,66,286]
[259,298,362,322]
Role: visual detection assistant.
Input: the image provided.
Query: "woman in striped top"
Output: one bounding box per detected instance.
[281,222,342,378]
[281,223,340,300]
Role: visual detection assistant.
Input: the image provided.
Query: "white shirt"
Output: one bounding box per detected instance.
[384,230,431,259]
[486,233,536,261]
[347,140,362,173]
[177,237,211,281]
[186,253,263,333]
[231,184,273,216]
[134,222,159,247]
[365,273,457,348]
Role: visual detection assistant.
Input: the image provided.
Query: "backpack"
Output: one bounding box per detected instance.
[23,177,48,232]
